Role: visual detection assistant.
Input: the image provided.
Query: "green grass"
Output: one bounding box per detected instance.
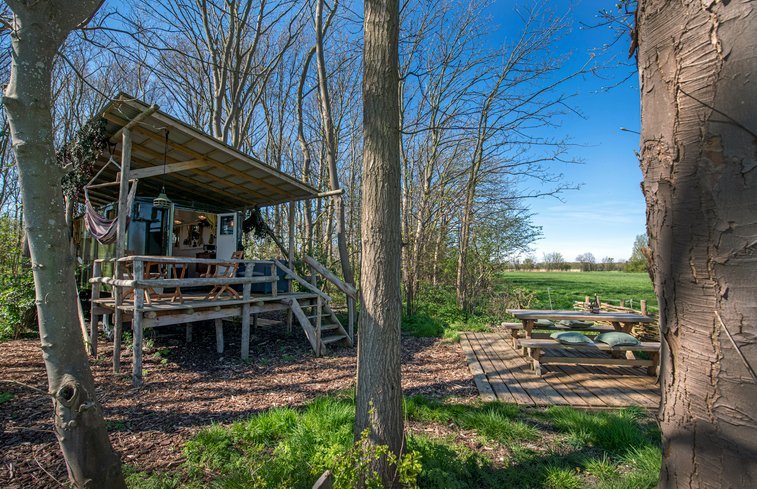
[126,395,661,489]
[0,391,14,404]
[499,272,657,313]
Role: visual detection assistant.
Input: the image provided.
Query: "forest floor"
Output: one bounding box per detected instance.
[0,320,475,488]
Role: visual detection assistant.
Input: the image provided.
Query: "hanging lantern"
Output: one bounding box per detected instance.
[153,186,172,209]
[154,129,171,209]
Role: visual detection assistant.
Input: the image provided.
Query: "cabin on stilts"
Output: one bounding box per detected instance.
[74,94,356,386]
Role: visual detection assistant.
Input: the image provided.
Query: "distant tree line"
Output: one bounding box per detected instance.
[505,234,651,272]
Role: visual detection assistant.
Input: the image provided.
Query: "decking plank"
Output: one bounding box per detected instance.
[460,334,497,402]
[468,333,532,405]
[486,333,572,406]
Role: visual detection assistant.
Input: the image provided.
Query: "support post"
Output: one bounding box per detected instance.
[241,264,252,360]
[89,261,101,356]
[113,261,123,373]
[114,127,132,373]
[185,324,192,343]
[215,319,224,354]
[640,300,648,316]
[287,201,295,334]
[347,296,355,344]
[132,259,144,386]
[315,296,322,357]
[270,262,278,297]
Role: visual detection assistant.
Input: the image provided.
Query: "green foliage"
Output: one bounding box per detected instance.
[58,118,108,198]
[0,266,36,341]
[403,285,493,338]
[0,391,14,404]
[500,272,657,314]
[624,234,649,273]
[128,395,661,489]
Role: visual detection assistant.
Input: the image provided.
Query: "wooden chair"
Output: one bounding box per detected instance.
[203,251,243,300]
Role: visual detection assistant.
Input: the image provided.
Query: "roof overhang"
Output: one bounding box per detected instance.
[83,93,319,212]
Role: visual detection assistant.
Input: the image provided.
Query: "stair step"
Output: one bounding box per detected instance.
[321,334,348,345]
[317,323,339,331]
[307,314,329,320]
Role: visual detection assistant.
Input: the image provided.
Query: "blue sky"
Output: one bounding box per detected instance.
[489,0,646,262]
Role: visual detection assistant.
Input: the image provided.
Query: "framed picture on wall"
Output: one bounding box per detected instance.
[220,215,235,235]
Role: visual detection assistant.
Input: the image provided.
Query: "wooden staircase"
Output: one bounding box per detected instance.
[275,255,357,356]
[288,297,352,356]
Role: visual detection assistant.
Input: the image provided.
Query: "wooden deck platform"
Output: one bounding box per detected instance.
[461,332,660,409]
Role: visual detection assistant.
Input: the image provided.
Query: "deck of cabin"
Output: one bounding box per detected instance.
[89,255,357,386]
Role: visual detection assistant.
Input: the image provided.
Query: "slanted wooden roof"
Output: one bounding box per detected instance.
[84,93,318,212]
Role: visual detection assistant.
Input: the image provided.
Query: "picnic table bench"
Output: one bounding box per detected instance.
[518,338,661,376]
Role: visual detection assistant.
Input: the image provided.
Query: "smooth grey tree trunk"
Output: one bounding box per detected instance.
[355,0,403,486]
[3,1,126,487]
[636,0,756,487]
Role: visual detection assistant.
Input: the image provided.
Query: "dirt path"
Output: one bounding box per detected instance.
[0,322,475,488]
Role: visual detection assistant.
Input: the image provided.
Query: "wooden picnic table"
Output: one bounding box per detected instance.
[507,309,653,337]
[507,309,659,374]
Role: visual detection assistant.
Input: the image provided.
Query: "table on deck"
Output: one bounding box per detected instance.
[507,309,653,338]
[506,309,656,369]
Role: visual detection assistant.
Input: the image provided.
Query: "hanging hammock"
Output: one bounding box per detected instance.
[84,181,139,245]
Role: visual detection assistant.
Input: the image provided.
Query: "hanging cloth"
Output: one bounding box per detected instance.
[84,181,138,245]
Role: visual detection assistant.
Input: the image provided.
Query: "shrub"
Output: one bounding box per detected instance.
[0,267,36,341]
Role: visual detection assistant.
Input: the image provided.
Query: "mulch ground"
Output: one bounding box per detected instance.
[0,320,476,488]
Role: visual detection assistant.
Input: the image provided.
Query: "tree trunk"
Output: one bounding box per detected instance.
[3,1,126,487]
[315,0,354,287]
[636,1,757,487]
[355,0,403,486]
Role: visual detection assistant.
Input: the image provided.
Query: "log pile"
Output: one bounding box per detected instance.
[573,296,660,342]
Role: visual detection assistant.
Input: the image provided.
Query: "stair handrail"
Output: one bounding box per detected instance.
[273,259,331,302]
[303,255,357,299]
[303,255,356,343]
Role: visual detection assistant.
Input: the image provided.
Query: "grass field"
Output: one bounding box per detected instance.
[499,272,657,313]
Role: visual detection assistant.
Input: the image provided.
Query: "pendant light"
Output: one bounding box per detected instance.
[153,129,172,209]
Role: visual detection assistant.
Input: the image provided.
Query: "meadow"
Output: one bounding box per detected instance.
[499,272,657,313]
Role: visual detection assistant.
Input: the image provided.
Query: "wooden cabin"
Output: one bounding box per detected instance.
[77,94,356,385]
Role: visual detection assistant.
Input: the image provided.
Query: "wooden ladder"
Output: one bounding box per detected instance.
[288,297,352,356]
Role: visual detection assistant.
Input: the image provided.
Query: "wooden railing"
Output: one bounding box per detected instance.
[303,255,357,342]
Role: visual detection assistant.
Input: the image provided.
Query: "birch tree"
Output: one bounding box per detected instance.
[636,0,757,486]
[1,1,125,487]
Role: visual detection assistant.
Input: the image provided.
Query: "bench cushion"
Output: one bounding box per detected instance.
[595,331,640,347]
[550,331,593,344]
[536,319,555,327]
[558,319,594,328]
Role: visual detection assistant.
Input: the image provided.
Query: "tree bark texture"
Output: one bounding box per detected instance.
[637,1,756,487]
[3,1,126,487]
[355,0,403,486]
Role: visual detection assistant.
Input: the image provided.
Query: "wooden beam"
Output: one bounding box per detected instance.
[129,159,208,179]
[110,104,159,142]
[115,128,132,260]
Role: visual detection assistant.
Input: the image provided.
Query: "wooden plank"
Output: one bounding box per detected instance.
[469,333,531,405]
[289,298,319,353]
[459,334,496,402]
[486,333,572,406]
[508,309,653,323]
[128,159,208,179]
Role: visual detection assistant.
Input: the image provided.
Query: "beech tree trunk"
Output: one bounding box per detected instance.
[636,1,756,487]
[3,1,126,487]
[355,0,403,486]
